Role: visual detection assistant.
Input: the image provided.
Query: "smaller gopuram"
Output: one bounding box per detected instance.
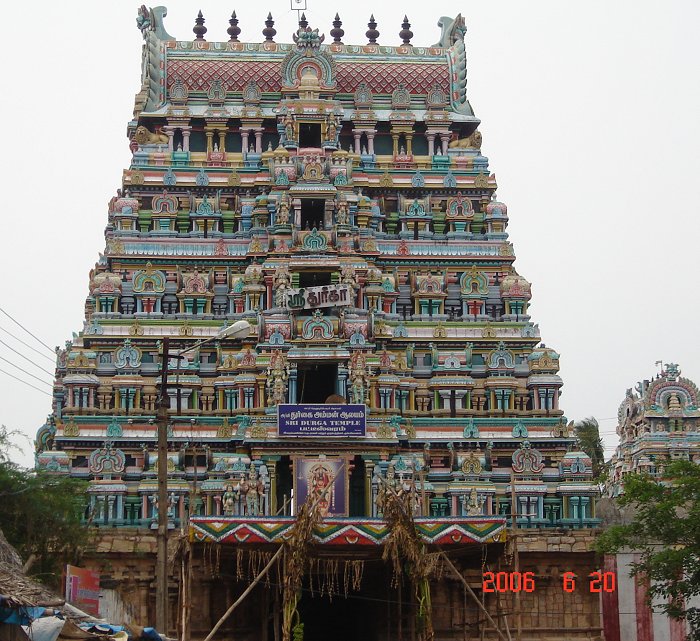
[607,363,700,497]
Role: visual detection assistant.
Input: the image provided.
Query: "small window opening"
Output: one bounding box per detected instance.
[301,199,325,230]
[299,122,322,148]
[297,363,338,403]
[299,271,332,288]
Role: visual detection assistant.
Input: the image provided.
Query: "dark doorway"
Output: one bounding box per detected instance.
[299,122,322,148]
[276,456,293,515]
[299,271,331,288]
[298,363,337,403]
[349,455,366,516]
[298,564,385,641]
[301,199,325,230]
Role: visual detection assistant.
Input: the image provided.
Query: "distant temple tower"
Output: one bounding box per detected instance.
[35,8,601,538]
[607,363,700,497]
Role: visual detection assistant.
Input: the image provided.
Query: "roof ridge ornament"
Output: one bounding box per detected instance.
[193,10,207,41]
[263,12,277,42]
[330,13,344,44]
[433,14,466,48]
[366,15,379,44]
[227,11,241,42]
[399,15,413,47]
[292,23,325,49]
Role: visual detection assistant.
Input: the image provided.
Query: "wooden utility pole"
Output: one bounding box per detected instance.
[156,336,170,634]
[510,471,522,641]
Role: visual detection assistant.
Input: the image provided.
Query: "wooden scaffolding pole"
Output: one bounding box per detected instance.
[202,546,283,641]
[437,551,509,641]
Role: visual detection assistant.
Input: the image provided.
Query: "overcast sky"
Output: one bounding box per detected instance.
[1,1,698,468]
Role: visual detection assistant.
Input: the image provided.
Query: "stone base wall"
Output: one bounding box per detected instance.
[82,529,603,641]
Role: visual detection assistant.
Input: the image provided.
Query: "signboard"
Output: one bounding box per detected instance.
[286,284,353,310]
[65,565,100,616]
[278,404,366,437]
[294,457,347,516]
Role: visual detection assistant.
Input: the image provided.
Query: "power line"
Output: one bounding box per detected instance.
[0,326,55,362]
[0,356,53,388]
[0,307,55,354]
[0,367,52,397]
[0,339,54,377]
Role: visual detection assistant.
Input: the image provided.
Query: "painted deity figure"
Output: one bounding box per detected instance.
[277,197,290,225]
[465,487,482,516]
[246,481,258,516]
[273,264,292,308]
[326,115,338,142]
[308,463,334,517]
[336,198,349,225]
[266,350,289,405]
[239,475,250,512]
[349,351,369,404]
[340,264,358,290]
[223,484,237,516]
[284,114,295,142]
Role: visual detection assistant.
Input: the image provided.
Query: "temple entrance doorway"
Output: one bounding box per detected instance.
[297,363,338,403]
[297,563,386,641]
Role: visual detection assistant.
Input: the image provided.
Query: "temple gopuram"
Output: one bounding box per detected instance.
[35,7,603,640]
[607,363,700,497]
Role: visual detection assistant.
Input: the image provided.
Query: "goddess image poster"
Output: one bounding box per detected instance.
[294,457,347,517]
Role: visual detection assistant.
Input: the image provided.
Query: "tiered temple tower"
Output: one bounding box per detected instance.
[36,8,600,534]
[607,363,700,497]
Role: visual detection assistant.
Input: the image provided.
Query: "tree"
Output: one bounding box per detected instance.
[596,460,700,640]
[573,417,606,478]
[0,425,87,588]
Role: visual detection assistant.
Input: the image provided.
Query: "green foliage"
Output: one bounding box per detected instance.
[596,461,700,640]
[0,425,87,588]
[574,417,606,479]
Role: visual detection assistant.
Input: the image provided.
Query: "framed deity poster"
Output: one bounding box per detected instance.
[293,457,348,517]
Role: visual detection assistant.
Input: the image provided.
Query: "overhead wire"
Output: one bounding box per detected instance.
[0,367,52,397]
[0,306,55,354]
[0,355,53,388]
[0,325,55,362]
[0,339,55,377]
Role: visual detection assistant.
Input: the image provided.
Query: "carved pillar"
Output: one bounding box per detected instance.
[426,132,435,157]
[205,130,215,154]
[406,132,414,156]
[438,133,450,154]
[269,465,277,514]
[254,128,263,154]
[391,133,399,156]
[354,131,361,155]
[367,131,376,155]
[218,130,226,152]
[163,126,175,152]
[241,130,250,156]
[182,127,191,153]
[364,460,374,516]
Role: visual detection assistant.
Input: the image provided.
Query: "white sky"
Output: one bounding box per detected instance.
[1,1,698,468]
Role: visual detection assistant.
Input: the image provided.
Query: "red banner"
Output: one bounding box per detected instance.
[65,565,100,616]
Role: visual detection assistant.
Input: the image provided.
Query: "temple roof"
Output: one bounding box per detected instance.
[135,7,476,122]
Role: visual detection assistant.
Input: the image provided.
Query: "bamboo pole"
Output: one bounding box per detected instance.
[202,546,283,641]
[437,551,509,641]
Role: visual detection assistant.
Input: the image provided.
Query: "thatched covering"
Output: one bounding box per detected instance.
[0,528,60,608]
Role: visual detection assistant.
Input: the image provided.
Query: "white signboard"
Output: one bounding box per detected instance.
[286,284,353,310]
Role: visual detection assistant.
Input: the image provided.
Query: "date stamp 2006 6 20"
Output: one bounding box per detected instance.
[482,571,616,594]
